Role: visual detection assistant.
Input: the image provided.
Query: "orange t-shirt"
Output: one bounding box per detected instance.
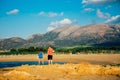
[47,47,54,55]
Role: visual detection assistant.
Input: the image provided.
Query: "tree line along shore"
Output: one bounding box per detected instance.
[0,46,120,55]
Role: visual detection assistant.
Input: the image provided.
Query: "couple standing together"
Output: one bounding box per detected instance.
[38,47,54,65]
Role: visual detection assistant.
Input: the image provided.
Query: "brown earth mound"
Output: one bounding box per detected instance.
[0,62,120,80]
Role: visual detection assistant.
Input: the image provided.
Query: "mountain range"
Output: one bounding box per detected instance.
[0,24,120,50]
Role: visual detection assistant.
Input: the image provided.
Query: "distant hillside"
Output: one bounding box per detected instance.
[46,24,120,46]
[0,24,120,50]
[0,37,26,50]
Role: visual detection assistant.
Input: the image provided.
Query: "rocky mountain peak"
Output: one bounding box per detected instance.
[0,24,120,49]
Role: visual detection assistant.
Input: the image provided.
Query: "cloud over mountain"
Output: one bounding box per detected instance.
[105,15,120,24]
[47,18,72,31]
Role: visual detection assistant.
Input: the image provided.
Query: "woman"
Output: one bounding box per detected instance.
[47,47,54,64]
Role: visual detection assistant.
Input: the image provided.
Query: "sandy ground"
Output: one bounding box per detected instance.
[0,54,120,64]
[0,54,120,80]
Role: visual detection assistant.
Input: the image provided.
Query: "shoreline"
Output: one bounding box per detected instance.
[0,54,120,65]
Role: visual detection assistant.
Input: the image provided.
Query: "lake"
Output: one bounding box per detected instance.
[0,61,66,68]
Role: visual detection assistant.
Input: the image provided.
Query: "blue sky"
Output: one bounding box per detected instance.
[0,0,120,39]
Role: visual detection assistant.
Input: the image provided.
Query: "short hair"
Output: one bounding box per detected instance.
[40,48,43,51]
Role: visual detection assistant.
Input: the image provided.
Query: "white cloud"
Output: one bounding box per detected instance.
[47,26,55,31]
[83,8,94,12]
[6,9,19,15]
[82,0,88,4]
[50,21,59,27]
[59,18,72,25]
[38,11,45,16]
[60,12,64,16]
[97,9,110,19]
[50,18,72,27]
[38,11,64,17]
[82,0,117,5]
[47,18,72,31]
[105,15,120,24]
[48,12,58,17]
[105,5,112,9]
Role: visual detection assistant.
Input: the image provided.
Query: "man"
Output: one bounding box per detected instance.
[47,47,54,64]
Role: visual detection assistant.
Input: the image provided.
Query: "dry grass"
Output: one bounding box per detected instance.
[0,62,120,80]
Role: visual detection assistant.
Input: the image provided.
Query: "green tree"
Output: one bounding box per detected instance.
[28,46,35,52]
[10,48,17,52]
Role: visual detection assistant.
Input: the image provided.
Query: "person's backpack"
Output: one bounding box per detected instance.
[38,52,43,58]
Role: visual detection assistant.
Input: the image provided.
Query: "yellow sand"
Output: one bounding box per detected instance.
[0,62,120,80]
[0,54,120,80]
[0,54,120,64]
